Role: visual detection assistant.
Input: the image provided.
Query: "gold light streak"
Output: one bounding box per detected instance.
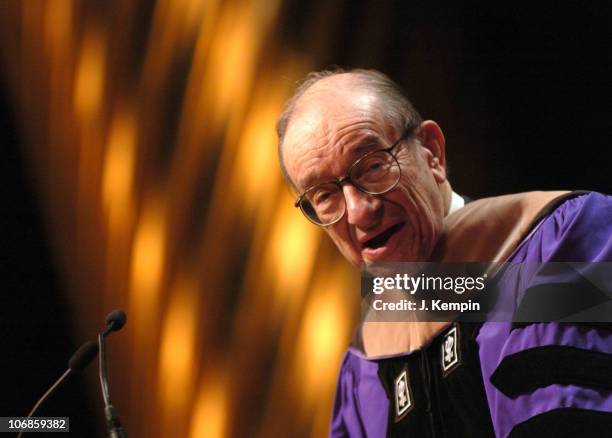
[171,0,221,154]
[204,3,258,125]
[256,258,354,435]
[189,371,228,438]
[234,56,312,226]
[128,196,166,336]
[74,27,106,120]
[232,88,284,217]
[44,0,73,148]
[141,0,207,91]
[226,68,314,357]
[208,62,312,352]
[102,106,136,236]
[140,0,178,89]
[127,196,167,432]
[166,0,284,218]
[44,0,72,55]
[158,271,199,432]
[73,25,109,325]
[227,58,314,304]
[266,192,322,312]
[295,265,351,403]
[181,0,208,44]
[142,0,219,222]
[204,0,284,124]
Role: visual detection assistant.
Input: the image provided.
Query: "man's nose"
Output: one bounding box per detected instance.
[343,184,383,228]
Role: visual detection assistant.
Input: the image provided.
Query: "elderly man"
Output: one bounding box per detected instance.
[276,69,612,437]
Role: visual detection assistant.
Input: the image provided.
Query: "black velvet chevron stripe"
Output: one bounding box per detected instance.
[490,345,612,398]
[512,279,609,324]
[508,408,612,438]
[527,191,590,232]
[512,322,612,331]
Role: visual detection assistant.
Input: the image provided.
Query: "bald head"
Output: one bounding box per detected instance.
[276,69,423,189]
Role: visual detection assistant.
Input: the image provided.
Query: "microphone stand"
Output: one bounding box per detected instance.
[99,326,126,438]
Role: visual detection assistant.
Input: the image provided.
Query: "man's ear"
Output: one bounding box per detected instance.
[417,120,447,183]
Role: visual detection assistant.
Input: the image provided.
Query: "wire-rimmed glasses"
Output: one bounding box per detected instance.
[294,131,408,226]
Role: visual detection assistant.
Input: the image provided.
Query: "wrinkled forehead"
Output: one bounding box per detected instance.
[282,84,398,187]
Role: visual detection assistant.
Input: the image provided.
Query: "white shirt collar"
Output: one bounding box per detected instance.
[448,190,465,215]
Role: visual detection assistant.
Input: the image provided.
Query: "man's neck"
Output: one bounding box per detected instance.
[441,182,454,216]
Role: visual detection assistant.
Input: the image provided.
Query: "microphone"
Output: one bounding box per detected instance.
[68,341,100,372]
[103,310,126,335]
[17,341,99,438]
[98,310,127,438]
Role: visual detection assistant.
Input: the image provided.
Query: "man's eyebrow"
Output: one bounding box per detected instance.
[348,134,383,155]
[300,167,334,192]
[299,135,384,191]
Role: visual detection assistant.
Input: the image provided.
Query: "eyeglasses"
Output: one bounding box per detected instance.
[294,130,409,226]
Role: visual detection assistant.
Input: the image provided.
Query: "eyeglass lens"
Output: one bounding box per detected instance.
[299,150,400,225]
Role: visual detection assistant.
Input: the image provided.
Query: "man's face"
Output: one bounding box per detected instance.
[282,76,447,267]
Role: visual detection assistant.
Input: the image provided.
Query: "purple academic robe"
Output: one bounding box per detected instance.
[330,192,612,437]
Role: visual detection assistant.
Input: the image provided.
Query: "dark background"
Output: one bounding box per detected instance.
[1,82,99,435]
[2,2,611,436]
[275,1,612,196]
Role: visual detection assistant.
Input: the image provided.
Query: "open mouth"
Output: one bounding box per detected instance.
[363,223,405,249]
